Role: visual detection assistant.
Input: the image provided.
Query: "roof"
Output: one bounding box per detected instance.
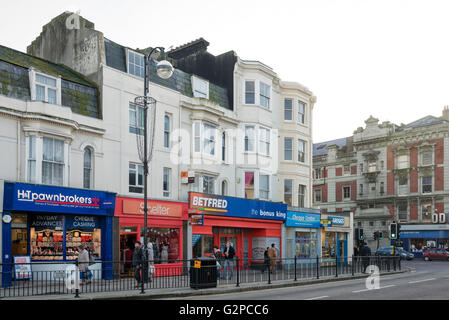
[396,115,447,131]
[313,137,349,157]
[0,45,97,88]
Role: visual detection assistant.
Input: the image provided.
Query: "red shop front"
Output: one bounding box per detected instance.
[115,196,188,276]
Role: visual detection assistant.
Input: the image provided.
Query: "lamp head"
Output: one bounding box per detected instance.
[156,59,174,79]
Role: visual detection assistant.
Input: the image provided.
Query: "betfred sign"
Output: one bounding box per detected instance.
[122,199,182,217]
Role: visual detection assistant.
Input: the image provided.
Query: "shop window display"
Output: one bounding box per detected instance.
[30,229,64,260]
[66,229,101,260]
[193,234,213,258]
[322,232,337,258]
[144,228,180,264]
[295,230,317,259]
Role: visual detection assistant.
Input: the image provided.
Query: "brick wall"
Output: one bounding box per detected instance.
[351,165,357,175]
[435,167,444,191]
[336,181,357,202]
[410,169,418,193]
[410,203,418,220]
[387,172,395,195]
[336,167,342,177]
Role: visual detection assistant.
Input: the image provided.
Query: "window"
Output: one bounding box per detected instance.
[245,125,255,152]
[422,203,432,222]
[284,179,293,206]
[127,50,144,78]
[298,139,306,163]
[245,172,255,199]
[83,147,92,189]
[398,154,408,169]
[369,221,374,227]
[298,101,306,124]
[298,184,306,207]
[284,99,293,120]
[129,103,144,135]
[360,163,364,173]
[314,189,322,202]
[222,132,226,161]
[34,73,58,104]
[203,123,216,156]
[259,174,270,200]
[344,164,350,175]
[163,168,171,198]
[357,221,362,227]
[259,82,270,108]
[360,184,364,195]
[398,203,408,221]
[146,228,180,263]
[315,168,322,179]
[194,122,201,152]
[193,234,213,258]
[284,138,293,161]
[368,161,377,172]
[380,181,385,194]
[245,80,255,104]
[399,174,408,186]
[164,114,171,148]
[192,76,209,99]
[259,127,270,156]
[27,136,36,183]
[129,163,143,193]
[221,180,228,196]
[295,230,317,258]
[422,176,432,193]
[343,186,351,199]
[42,137,64,186]
[202,175,215,194]
[422,151,433,166]
[380,161,384,170]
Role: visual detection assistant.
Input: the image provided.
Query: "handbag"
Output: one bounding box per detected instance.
[149,265,155,275]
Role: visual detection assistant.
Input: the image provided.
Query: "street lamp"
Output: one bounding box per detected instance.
[134,47,174,293]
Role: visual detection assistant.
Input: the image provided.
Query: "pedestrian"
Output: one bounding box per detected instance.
[213,245,222,279]
[222,242,235,280]
[147,242,154,282]
[78,244,91,285]
[132,241,145,287]
[360,242,371,273]
[268,243,277,274]
[262,247,270,274]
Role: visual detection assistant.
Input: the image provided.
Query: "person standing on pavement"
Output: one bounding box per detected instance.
[268,243,277,274]
[222,242,235,280]
[147,242,154,282]
[262,247,270,274]
[213,245,223,279]
[360,242,372,273]
[132,241,145,287]
[78,244,91,285]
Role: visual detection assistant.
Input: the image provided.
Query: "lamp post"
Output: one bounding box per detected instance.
[135,47,174,293]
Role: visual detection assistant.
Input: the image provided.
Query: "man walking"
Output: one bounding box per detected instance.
[132,241,145,287]
[268,243,277,274]
[360,242,372,273]
[222,242,235,280]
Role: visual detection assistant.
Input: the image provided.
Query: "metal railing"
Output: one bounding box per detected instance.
[0,255,401,298]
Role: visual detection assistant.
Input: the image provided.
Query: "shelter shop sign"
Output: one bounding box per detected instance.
[188,192,287,221]
[122,199,182,217]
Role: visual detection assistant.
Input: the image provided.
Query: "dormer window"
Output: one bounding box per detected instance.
[127,50,145,78]
[29,69,61,105]
[192,76,209,99]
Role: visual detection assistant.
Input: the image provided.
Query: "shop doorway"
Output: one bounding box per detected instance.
[120,231,137,276]
[11,228,28,257]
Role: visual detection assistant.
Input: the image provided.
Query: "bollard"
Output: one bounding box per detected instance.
[351,255,354,276]
[294,256,297,281]
[335,256,338,277]
[316,256,320,279]
[75,259,80,298]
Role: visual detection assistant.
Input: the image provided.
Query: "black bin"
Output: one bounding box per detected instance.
[190,258,217,289]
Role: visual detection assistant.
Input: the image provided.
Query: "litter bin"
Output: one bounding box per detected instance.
[190,258,217,289]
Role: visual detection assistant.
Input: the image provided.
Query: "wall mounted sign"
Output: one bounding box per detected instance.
[122,199,182,217]
[286,211,320,228]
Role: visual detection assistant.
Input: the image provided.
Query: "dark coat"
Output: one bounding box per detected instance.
[132,246,144,266]
[360,245,372,257]
[224,245,235,260]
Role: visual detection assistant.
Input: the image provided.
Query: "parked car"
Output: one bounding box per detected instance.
[375,246,414,260]
[422,248,449,261]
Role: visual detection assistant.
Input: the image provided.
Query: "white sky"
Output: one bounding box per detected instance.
[2,0,449,143]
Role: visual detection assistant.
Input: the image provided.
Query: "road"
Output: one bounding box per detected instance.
[164,260,449,300]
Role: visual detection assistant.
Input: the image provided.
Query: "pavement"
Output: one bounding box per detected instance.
[1,268,408,300]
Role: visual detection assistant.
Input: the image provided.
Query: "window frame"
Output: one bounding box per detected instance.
[284,98,293,121]
[284,137,293,161]
[244,80,255,105]
[259,126,271,156]
[127,49,145,78]
[42,136,65,186]
[30,70,61,105]
[298,100,306,124]
[202,175,216,194]
[192,76,209,99]
[164,114,171,149]
[298,184,306,208]
[422,176,432,194]
[129,163,144,194]
[298,139,306,163]
[259,82,271,109]
[259,174,270,200]
[163,167,171,198]
[284,179,293,206]
[244,125,256,153]
[83,147,93,189]
[129,103,145,135]
[343,186,351,200]
[314,188,322,203]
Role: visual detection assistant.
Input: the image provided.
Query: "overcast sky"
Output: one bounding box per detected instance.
[2,0,449,143]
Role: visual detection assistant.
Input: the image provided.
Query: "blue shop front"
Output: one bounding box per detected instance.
[2,182,115,286]
[284,209,321,263]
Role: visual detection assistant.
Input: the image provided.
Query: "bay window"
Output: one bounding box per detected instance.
[259,174,270,200]
[245,80,255,104]
[284,138,293,161]
[298,139,306,163]
[245,172,255,199]
[245,125,255,152]
[284,99,293,120]
[42,137,64,186]
[259,82,270,108]
[298,101,306,124]
[259,127,270,156]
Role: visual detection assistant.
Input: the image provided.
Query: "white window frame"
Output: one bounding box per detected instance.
[298,184,306,208]
[163,167,171,198]
[368,161,377,173]
[29,69,61,105]
[193,122,201,153]
[284,98,293,121]
[244,171,255,199]
[398,203,408,221]
[126,49,145,78]
[298,139,306,163]
[422,176,432,194]
[284,137,293,161]
[259,82,271,109]
[42,136,65,186]
[202,175,216,194]
[421,151,433,166]
[164,114,171,149]
[203,123,216,156]
[298,100,306,124]
[192,76,209,99]
[129,103,145,135]
[259,126,270,156]
[245,125,256,153]
[314,189,322,203]
[284,179,293,206]
[259,174,270,200]
[221,180,228,196]
[397,154,408,169]
[245,80,256,104]
[129,163,144,193]
[343,186,351,200]
[27,135,37,183]
[83,147,93,189]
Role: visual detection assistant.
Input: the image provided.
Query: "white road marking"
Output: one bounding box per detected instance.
[352,285,396,293]
[408,278,436,284]
[305,295,329,300]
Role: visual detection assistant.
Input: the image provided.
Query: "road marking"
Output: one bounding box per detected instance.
[408,278,436,284]
[305,295,329,300]
[352,285,396,293]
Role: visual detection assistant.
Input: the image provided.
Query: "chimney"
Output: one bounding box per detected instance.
[442,106,449,121]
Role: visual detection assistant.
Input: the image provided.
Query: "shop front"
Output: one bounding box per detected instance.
[320,212,352,264]
[2,182,116,287]
[285,209,321,263]
[114,196,188,276]
[397,224,449,258]
[188,192,286,269]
